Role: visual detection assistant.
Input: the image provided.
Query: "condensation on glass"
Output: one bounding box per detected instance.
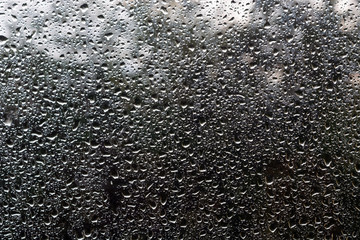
[1,0,360,239]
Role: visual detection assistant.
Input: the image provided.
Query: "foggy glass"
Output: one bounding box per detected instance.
[1,0,360,239]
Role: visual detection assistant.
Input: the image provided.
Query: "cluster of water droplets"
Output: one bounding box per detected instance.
[1,0,360,239]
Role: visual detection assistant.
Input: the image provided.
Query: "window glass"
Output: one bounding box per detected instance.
[1,0,360,239]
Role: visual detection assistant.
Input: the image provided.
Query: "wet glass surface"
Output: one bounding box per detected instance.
[1,0,360,239]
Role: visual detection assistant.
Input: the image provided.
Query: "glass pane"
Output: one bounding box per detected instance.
[1,0,360,239]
